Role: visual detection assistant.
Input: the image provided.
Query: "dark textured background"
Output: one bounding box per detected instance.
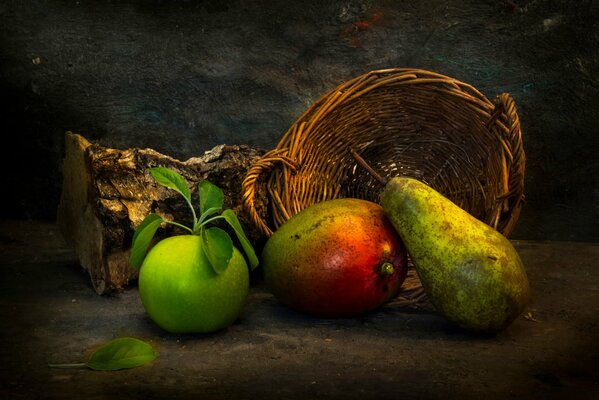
[1,0,598,241]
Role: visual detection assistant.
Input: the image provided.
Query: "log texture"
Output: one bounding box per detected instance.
[57,132,267,294]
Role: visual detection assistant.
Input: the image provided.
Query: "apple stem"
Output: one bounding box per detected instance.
[164,220,194,234]
[379,262,395,276]
[185,197,198,229]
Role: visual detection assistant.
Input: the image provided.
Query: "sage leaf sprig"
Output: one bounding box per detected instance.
[48,337,158,371]
[130,167,259,274]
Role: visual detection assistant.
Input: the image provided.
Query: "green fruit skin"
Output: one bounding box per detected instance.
[139,235,249,334]
[262,198,408,318]
[381,177,530,333]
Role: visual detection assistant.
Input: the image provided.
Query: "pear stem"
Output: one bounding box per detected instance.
[349,148,388,185]
[379,262,395,276]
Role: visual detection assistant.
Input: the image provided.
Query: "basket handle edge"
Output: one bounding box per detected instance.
[241,148,297,237]
[490,92,526,237]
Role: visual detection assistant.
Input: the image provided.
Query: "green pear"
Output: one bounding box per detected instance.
[380,177,529,333]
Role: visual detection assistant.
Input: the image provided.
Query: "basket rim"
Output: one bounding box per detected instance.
[276,68,497,152]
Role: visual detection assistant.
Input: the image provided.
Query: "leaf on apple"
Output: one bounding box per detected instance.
[223,209,259,270]
[149,167,191,202]
[199,180,224,216]
[202,226,234,274]
[130,213,164,269]
[132,167,258,273]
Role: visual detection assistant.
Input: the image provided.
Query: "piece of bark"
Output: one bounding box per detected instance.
[57,132,267,294]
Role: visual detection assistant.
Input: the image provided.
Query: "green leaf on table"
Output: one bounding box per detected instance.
[149,167,191,202]
[130,213,163,269]
[48,337,158,371]
[199,180,224,216]
[222,209,259,270]
[202,226,233,274]
[86,337,158,371]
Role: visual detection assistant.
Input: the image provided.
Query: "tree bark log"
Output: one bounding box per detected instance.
[57,132,268,294]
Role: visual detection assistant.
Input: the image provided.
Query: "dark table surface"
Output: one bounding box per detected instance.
[0,219,598,400]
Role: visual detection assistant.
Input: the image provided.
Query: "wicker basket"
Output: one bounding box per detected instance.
[242,68,525,303]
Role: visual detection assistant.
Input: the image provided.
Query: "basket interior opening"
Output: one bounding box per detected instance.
[278,84,505,225]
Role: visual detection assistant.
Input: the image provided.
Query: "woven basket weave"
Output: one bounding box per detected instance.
[242,68,525,303]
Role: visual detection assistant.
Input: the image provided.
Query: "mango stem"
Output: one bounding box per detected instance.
[379,262,395,276]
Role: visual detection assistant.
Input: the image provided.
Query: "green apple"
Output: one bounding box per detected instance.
[139,235,249,334]
[130,167,258,334]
